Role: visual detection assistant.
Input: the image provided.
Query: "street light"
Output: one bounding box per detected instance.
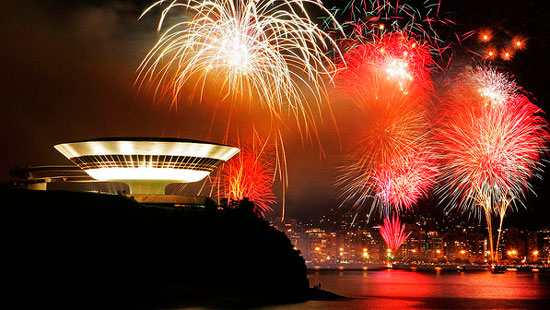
[460,250,466,255]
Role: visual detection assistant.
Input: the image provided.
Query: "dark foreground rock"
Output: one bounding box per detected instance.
[0,189,336,309]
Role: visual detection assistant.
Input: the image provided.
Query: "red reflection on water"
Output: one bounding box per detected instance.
[308,269,550,301]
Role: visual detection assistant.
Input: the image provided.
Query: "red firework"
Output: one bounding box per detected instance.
[379,215,411,251]
[216,141,276,217]
[437,66,548,215]
[335,84,438,214]
[332,17,443,216]
[375,147,438,210]
[334,32,435,103]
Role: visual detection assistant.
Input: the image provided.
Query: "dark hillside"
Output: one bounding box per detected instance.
[1,189,309,308]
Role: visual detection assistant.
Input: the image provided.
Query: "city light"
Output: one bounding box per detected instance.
[507,250,518,256]
[281,216,549,269]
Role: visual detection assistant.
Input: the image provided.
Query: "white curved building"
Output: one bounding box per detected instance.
[54,137,239,195]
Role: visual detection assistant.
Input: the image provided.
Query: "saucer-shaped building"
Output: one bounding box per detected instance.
[54,137,239,195]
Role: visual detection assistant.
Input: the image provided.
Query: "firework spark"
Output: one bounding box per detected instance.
[344,0,449,45]
[379,215,411,251]
[138,0,341,124]
[334,33,435,99]
[215,138,276,217]
[475,27,527,62]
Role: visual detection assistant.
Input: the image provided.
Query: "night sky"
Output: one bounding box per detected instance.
[1,0,549,226]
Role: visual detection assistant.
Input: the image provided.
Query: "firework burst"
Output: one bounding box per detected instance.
[138,0,346,222]
[330,2,446,217]
[138,0,341,126]
[437,67,548,215]
[335,94,438,215]
[334,33,435,99]
[215,137,276,217]
[379,215,411,251]
[436,66,548,261]
[374,148,438,210]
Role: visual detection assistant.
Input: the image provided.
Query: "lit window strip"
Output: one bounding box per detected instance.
[70,155,222,172]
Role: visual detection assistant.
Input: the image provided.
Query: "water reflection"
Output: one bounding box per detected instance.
[262,270,550,310]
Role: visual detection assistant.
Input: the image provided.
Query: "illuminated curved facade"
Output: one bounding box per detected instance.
[54,137,240,194]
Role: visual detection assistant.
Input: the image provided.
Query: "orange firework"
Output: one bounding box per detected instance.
[478,29,492,42]
[512,36,526,50]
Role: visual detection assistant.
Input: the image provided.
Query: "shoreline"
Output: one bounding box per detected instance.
[306,263,550,273]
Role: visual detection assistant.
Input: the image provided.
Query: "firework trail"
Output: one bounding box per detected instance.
[214,135,276,217]
[379,215,411,251]
[436,66,548,261]
[325,0,456,63]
